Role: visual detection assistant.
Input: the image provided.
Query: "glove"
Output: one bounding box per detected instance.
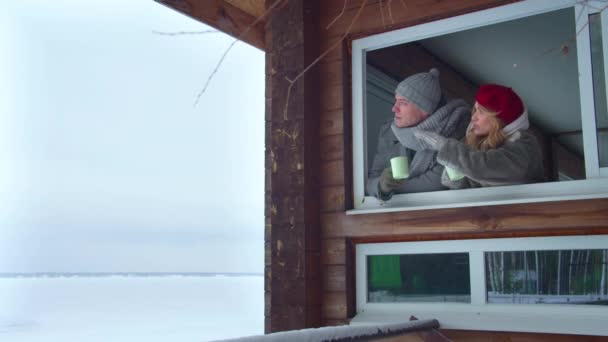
[413,129,447,151]
[378,167,405,195]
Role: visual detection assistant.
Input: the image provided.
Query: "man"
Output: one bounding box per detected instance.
[366,68,470,200]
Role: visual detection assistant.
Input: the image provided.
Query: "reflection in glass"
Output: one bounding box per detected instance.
[367,253,470,303]
[485,250,608,304]
[589,13,608,167]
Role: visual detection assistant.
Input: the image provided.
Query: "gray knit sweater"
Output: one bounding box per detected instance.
[366,99,471,200]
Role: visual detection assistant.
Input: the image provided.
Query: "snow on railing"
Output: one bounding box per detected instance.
[212,319,440,342]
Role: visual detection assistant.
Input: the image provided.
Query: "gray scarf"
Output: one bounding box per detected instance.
[391,99,470,178]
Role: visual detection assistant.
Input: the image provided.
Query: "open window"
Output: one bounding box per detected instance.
[353,235,608,335]
[351,0,608,213]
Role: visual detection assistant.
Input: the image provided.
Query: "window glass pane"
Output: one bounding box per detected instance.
[554,135,586,180]
[364,7,584,192]
[367,253,470,303]
[485,250,608,304]
[366,66,399,172]
[589,13,608,168]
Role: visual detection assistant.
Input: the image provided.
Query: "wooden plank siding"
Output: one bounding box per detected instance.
[313,0,608,340]
[318,0,518,44]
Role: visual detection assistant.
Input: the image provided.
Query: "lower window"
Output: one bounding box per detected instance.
[355,235,608,335]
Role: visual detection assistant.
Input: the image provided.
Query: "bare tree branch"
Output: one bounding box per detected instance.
[388,0,395,25]
[399,0,408,10]
[283,0,369,119]
[152,30,219,36]
[326,0,348,30]
[193,0,285,106]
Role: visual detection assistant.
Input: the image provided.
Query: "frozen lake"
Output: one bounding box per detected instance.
[0,275,264,342]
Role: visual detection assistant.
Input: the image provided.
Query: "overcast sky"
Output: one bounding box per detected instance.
[0,0,264,273]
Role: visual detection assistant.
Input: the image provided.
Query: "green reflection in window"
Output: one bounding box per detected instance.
[367,253,470,303]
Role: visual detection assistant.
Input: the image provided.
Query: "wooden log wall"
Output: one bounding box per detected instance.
[314,1,608,338]
[264,0,321,333]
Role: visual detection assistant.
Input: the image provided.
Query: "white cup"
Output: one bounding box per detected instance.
[445,166,465,181]
[390,156,409,179]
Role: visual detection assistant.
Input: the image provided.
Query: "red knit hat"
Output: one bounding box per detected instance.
[475,84,524,125]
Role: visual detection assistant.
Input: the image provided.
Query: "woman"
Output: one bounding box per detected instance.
[414,84,545,189]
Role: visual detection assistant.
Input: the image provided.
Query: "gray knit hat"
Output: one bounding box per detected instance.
[395,68,442,114]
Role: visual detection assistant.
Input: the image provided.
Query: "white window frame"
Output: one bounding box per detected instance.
[351,0,608,214]
[353,235,608,336]
[597,7,608,177]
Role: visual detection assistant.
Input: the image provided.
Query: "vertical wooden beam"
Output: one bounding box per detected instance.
[264,0,321,333]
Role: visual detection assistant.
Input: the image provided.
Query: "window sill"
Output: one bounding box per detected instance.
[350,305,608,336]
[348,178,608,215]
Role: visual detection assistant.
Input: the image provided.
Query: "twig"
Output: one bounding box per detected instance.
[388,0,395,24]
[399,0,408,10]
[152,30,218,36]
[283,83,294,121]
[193,0,285,106]
[513,2,608,69]
[283,0,369,119]
[326,0,348,30]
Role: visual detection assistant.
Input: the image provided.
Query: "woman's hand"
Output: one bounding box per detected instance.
[413,129,447,151]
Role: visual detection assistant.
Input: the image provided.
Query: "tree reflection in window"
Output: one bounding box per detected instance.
[485,250,608,304]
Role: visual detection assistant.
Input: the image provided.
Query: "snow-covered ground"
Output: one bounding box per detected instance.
[0,275,263,342]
